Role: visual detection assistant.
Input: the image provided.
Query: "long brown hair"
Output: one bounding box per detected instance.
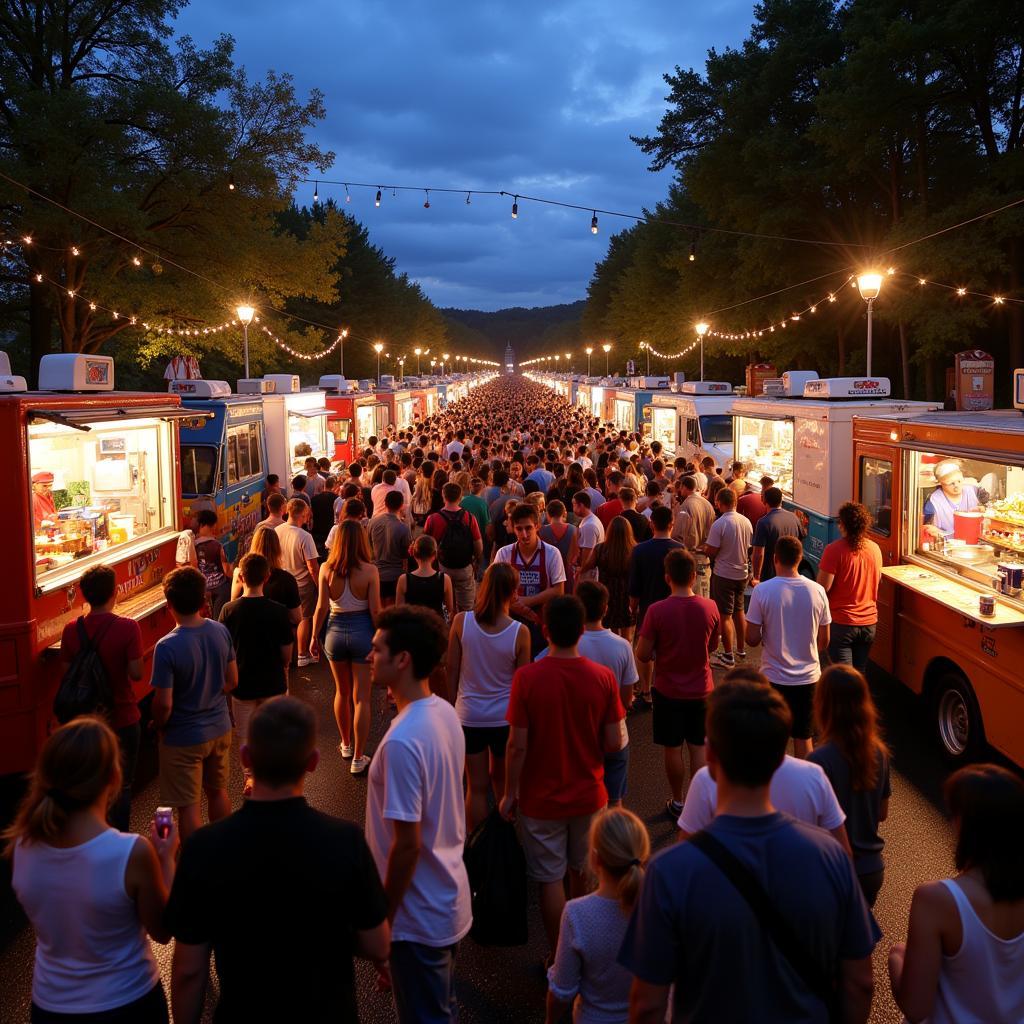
[326,519,372,577]
[474,562,518,626]
[838,501,872,551]
[814,665,888,790]
[597,516,635,575]
[4,717,121,854]
[591,807,650,912]
[249,524,283,571]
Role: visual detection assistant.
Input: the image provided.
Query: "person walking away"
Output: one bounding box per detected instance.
[460,476,490,573]
[628,505,683,703]
[636,550,720,821]
[426,482,483,612]
[746,536,831,758]
[310,520,381,775]
[619,487,653,542]
[737,475,771,530]
[310,473,339,559]
[703,487,753,669]
[750,486,802,585]
[370,489,413,608]
[580,517,635,642]
[261,492,287,531]
[539,499,578,593]
[448,563,530,829]
[817,501,883,672]
[809,665,890,906]
[228,525,301,629]
[218,553,294,797]
[59,564,143,832]
[595,471,625,530]
[572,490,605,581]
[545,809,649,1024]
[501,596,626,957]
[194,509,232,619]
[619,677,878,1024]
[671,475,715,599]
[366,607,472,1024]
[276,499,320,667]
[398,534,455,699]
[889,764,1024,1024]
[7,717,177,1022]
[151,567,235,843]
[165,697,390,1024]
[539,581,637,809]
[494,502,567,654]
[260,474,281,520]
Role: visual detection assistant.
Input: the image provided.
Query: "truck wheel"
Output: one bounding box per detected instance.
[933,674,983,764]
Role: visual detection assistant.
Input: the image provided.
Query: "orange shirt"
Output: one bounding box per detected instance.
[819,538,883,626]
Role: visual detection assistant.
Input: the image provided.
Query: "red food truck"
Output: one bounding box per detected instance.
[318,374,357,467]
[353,389,396,451]
[0,354,194,776]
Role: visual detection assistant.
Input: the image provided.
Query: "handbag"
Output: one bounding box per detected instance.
[690,829,841,1022]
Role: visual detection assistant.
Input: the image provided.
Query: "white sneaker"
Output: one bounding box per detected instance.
[350,754,371,775]
[339,742,354,759]
[297,654,315,667]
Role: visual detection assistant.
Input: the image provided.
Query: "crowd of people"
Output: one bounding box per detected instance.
[6,374,1024,1023]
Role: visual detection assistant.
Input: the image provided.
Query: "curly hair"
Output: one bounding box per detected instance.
[837,501,873,550]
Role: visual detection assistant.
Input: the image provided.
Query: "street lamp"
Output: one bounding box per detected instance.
[695,322,710,381]
[585,346,593,375]
[856,272,883,376]
[236,304,255,378]
[398,357,405,383]
[640,341,650,376]
[442,352,449,375]
[602,343,611,375]
[414,347,422,374]
[430,359,437,375]
[374,342,384,385]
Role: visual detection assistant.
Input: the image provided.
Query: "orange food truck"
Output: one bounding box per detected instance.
[852,375,1024,769]
[0,354,192,775]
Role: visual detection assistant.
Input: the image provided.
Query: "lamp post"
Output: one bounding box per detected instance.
[414,347,422,374]
[431,359,437,375]
[374,342,384,385]
[641,341,650,376]
[565,351,572,372]
[338,328,349,378]
[602,343,611,376]
[856,272,883,376]
[398,357,405,383]
[236,305,255,378]
[585,346,593,375]
[442,352,449,376]
[694,321,710,381]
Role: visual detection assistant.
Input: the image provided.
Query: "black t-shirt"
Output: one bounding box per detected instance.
[265,567,301,612]
[622,508,653,543]
[628,537,684,619]
[165,798,387,1023]
[218,596,293,700]
[310,490,337,540]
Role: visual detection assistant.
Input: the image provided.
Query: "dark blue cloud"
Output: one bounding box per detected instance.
[175,0,753,309]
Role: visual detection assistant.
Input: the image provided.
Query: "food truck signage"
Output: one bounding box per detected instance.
[954,350,995,412]
[803,377,890,399]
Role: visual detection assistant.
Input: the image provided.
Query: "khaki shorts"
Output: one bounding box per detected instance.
[159,731,232,807]
[297,580,317,618]
[518,812,598,883]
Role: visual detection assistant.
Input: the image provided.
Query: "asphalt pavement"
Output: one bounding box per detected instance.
[0,652,957,1024]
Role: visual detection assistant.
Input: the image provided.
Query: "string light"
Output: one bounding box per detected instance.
[228,173,235,191]
[465,192,472,205]
[424,190,430,209]
[375,187,382,207]
[590,211,598,234]
[313,180,319,204]
[689,239,696,262]
[345,183,351,203]
[511,196,519,219]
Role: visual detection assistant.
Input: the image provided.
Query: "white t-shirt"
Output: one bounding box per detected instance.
[365,695,472,946]
[274,522,319,588]
[746,575,832,686]
[678,756,846,834]
[577,513,605,552]
[706,510,753,580]
[444,441,465,460]
[493,541,567,586]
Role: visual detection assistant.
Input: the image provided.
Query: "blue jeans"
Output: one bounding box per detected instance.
[827,623,877,674]
[390,941,458,1024]
[604,744,630,803]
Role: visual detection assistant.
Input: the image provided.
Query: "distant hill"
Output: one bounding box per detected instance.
[443,301,584,360]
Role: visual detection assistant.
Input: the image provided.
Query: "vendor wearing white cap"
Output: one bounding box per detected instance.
[922,460,983,539]
[31,471,56,529]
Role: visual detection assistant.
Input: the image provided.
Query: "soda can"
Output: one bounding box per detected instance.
[979,594,996,616]
[154,806,173,839]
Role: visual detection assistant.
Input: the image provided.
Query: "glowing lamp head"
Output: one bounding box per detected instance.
[602,343,611,353]
[236,305,255,325]
[585,346,593,355]
[857,272,883,301]
[694,321,709,337]
[374,342,384,354]
[414,347,422,356]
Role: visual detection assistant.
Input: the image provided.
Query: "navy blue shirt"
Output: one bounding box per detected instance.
[619,812,880,1022]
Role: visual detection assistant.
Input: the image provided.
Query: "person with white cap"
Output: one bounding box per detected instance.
[31,471,56,529]
[922,461,983,539]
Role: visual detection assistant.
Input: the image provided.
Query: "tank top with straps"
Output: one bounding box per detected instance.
[404,571,446,616]
[329,569,370,614]
[456,612,521,728]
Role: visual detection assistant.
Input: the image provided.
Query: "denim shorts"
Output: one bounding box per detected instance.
[324,610,374,663]
[604,745,630,802]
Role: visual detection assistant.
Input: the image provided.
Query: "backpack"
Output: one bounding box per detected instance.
[53,617,115,724]
[437,508,475,569]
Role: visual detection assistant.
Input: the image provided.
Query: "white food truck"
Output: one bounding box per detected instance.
[649,381,736,467]
[261,374,332,486]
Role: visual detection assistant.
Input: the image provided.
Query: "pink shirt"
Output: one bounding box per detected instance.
[640,594,721,699]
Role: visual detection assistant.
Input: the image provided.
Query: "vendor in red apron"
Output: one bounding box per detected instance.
[31,471,57,529]
[922,460,986,540]
[493,502,567,653]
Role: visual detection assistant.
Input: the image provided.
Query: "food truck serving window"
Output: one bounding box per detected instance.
[226,421,263,485]
[651,407,675,450]
[288,411,329,474]
[859,456,893,537]
[29,417,176,586]
[180,445,218,496]
[734,415,794,495]
[909,449,1024,605]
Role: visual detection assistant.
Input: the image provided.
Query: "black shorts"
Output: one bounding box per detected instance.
[771,682,815,740]
[711,574,747,616]
[652,689,707,748]
[463,724,509,758]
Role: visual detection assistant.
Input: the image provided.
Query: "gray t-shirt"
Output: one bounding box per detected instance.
[753,508,803,581]
[368,513,412,583]
[808,741,891,876]
[706,511,753,581]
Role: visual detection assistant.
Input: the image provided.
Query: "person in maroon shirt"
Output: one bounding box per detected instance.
[60,564,144,831]
[595,470,625,530]
[737,475,773,530]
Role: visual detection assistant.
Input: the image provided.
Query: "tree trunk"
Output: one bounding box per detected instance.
[28,278,54,386]
[898,319,912,399]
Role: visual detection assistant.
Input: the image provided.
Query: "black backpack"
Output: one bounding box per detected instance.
[53,617,115,724]
[437,509,475,569]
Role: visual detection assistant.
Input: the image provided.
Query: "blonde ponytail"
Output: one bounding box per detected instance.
[591,807,651,912]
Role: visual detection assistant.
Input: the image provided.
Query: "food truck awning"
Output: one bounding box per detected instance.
[28,405,212,432]
[287,407,330,419]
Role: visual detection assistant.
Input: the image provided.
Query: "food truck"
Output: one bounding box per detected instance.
[851,378,1024,768]
[610,379,670,435]
[353,389,396,450]
[261,374,333,486]
[393,388,421,431]
[2,353,191,775]
[171,379,268,562]
[318,375,358,467]
[649,381,735,465]
[419,382,441,418]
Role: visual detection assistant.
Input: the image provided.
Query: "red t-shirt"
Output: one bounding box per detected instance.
[424,508,482,543]
[737,491,767,530]
[640,594,721,699]
[506,656,624,819]
[60,612,144,728]
[595,498,624,530]
[819,538,883,625]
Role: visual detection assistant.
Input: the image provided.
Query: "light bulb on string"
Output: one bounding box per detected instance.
[424,190,430,209]
[590,211,598,234]
[313,180,319,204]
[375,188,382,207]
[345,183,351,203]
[512,196,519,219]
[465,192,472,205]
[689,239,696,262]
[228,173,235,191]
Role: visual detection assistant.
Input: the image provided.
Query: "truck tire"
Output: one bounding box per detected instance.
[932,673,984,764]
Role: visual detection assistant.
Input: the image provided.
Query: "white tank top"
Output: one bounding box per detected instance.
[329,571,369,613]
[12,829,159,1013]
[455,612,520,728]
[930,878,1024,1024]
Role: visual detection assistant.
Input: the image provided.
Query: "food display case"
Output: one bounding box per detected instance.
[734,414,795,494]
[262,375,333,484]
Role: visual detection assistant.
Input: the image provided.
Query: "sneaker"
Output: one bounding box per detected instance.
[711,652,736,668]
[735,649,748,660]
[339,741,354,759]
[350,754,371,776]
[297,654,315,668]
[665,798,683,822]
